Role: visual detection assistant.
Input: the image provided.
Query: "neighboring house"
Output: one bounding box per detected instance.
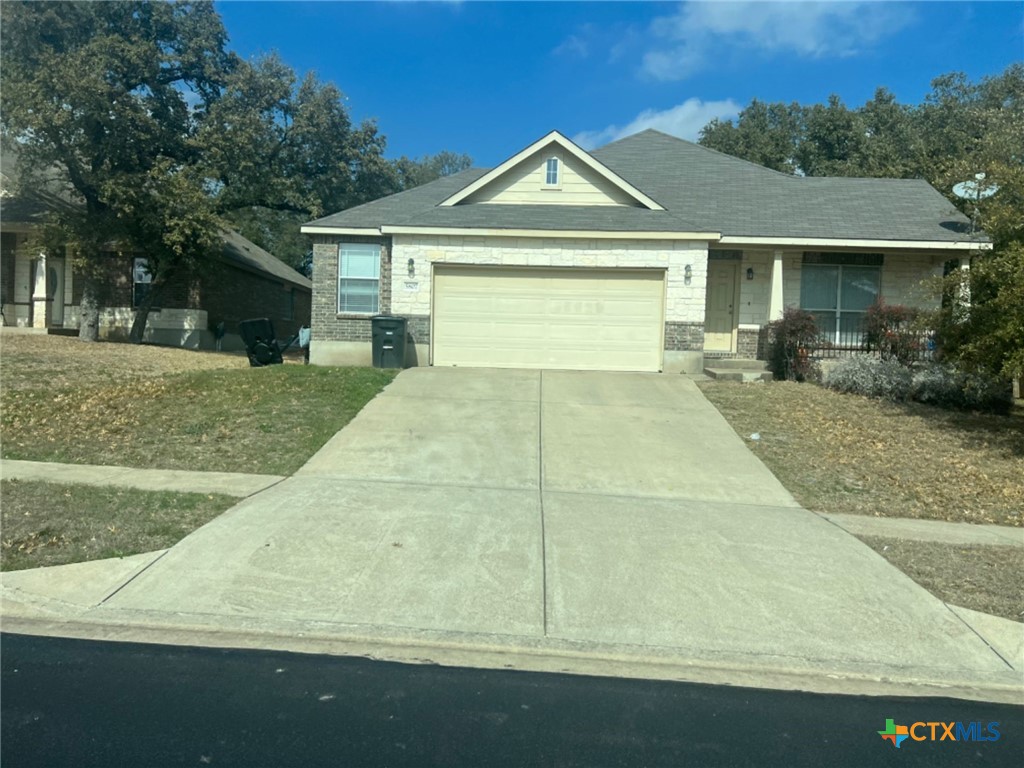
[0,164,311,350]
[301,130,987,373]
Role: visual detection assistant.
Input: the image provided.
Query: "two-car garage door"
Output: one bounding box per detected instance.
[432,266,665,372]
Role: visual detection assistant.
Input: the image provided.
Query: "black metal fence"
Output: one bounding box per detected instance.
[807,327,938,362]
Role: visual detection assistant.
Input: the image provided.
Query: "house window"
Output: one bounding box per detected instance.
[338,243,380,314]
[800,253,882,346]
[545,157,559,186]
[132,257,152,308]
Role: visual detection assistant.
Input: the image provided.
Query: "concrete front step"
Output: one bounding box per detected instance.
[702,358,768,371]
[703,368,773,383]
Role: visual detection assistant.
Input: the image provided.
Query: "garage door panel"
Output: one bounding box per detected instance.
[433,267,664,371]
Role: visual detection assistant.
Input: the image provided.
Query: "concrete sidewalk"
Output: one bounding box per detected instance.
[820,512,1024,548]
[0,459,284,497]
[5,457,1019,548]
[3,369,1022,703]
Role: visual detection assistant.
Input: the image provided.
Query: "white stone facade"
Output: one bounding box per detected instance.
[389,234,710,324]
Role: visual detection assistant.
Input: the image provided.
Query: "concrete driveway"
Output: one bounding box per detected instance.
[95,368,1015,691]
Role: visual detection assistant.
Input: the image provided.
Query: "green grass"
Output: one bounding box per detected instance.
[1,479,238,571]
[2,365,397,475]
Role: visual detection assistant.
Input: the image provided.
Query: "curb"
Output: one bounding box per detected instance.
[2,608,1021,706]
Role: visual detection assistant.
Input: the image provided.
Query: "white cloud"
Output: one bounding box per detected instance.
[573,97,742,149]
[552,21,642,63]
[553,33,590,59]
[642,1,916,81]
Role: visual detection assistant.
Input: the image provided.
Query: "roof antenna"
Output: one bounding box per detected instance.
[952,172,998,237]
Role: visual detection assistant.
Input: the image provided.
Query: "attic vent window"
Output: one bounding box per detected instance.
[545,158,560,186]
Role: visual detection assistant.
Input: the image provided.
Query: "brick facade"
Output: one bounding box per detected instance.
[735,327,758,358]
[60,251,310,342]
[199,261,310,338]
[663,321,705,351]
[311,234,392,343]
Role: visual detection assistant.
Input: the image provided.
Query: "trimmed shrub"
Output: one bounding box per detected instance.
[766,308,821,382]
[824,356,913,401]
[911,364,1013,414]
[863,300,922,365]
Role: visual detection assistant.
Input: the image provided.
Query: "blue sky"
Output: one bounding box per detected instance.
[215,1,1023,167]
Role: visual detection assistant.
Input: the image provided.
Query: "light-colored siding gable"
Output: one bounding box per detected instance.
[462,148,641,207]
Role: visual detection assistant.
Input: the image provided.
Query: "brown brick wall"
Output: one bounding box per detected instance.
[406,314,430,345]
[311,234,392,343]
[664,321,705,351]
[69,252,310,337]
[199,261,310,338]
[737,327,760,358]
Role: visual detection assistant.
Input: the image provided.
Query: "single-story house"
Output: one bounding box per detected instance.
[1,166,311,350]
[301,129,988,373]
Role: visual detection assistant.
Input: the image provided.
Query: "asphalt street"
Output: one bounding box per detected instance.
[2,633,1021,767]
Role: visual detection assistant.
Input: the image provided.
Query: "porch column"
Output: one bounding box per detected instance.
[768,249,785,321]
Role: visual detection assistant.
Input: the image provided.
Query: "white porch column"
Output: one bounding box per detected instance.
[768,249,785,321]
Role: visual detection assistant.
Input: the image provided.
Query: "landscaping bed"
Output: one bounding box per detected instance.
[1,335,397,475]
[1,479,237,571]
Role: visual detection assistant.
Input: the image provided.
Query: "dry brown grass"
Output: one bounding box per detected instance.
[1,478,236,571]
[0,332,248,391]
[699,380,1024,526]
[858,537,1024,622]
[0,333,395,474]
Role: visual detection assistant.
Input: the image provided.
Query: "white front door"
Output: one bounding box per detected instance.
[704,262,738,352]
[47,257,65,326]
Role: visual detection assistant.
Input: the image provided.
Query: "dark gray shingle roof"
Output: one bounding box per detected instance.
[306,129,979,243]
[593,131,974,242]
[221,229,311,290]
[2,152,310,288]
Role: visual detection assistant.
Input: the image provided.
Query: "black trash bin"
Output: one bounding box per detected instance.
[371,315,407,369]
[238,317,284,366]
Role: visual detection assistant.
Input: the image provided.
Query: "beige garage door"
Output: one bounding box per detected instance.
[432,266,665,371]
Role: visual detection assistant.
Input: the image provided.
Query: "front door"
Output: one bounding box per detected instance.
[47,257,65,326]
[704,261,738,352]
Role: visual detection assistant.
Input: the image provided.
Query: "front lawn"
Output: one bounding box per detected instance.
[1,335,396,474]
[699,380,1024,527]
[700,380,1023,621]
[859,537,1023,622]
[1,479,237,571]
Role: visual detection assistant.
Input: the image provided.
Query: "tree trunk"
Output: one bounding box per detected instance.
[128,278,163,344]
[78,275,100,341]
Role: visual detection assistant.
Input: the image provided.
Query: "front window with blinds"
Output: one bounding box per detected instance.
[800,253,882,346]
[337,244,380,314]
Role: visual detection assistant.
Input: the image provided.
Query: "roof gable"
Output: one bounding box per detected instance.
[440,131,665,211]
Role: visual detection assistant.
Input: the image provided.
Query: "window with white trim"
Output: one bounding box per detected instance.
[800,252,882,346]
[544,157,559,186]
[337,243,380,314]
